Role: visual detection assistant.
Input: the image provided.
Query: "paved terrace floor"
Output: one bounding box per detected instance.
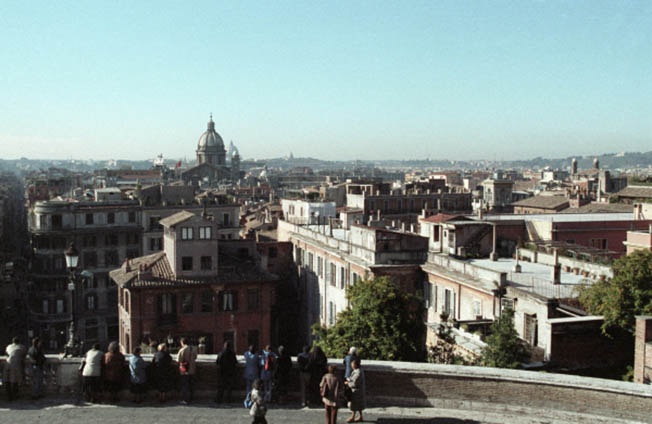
[0,396,646,424]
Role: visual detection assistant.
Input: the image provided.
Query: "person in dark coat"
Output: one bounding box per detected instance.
[103,341,126,403]
[274,345,292,403]
[215,340,238,403]
[152,343,175,403]
[297,345,311,407]
[308,346,328,405]
[28,337,47,399]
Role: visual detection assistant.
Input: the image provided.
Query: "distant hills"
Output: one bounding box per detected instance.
[2,151,652,174]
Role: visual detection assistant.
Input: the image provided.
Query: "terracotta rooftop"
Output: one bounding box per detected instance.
[422,213,466,223]
[109,251,276,289]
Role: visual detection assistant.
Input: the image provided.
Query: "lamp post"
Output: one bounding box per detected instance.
[64,242,80,357]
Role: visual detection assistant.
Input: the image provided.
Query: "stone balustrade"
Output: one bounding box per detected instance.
[2,355,652,422]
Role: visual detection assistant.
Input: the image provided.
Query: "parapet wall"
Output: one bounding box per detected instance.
[2,356,652,422]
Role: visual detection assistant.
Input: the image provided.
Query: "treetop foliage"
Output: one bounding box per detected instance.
[480,308,530,369]
[313,276,426,362]
[578,249,652,332]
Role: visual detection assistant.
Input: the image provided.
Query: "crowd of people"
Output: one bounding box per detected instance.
[3,337,367,423]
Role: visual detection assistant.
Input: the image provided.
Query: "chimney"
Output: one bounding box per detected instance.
[552,249,561,284]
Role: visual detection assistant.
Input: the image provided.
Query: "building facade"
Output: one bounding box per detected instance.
[110,210,278,354]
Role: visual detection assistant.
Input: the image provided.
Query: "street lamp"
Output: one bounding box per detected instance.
[64,242,80,357]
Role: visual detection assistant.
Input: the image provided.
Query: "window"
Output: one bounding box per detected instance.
[329,263,336,286]
[328,301,336,325]
[247,288,260,311]
[42,299,49,314]
[126,232,139,245]
[200,291,213,313]
[501,297,514,312]
[149,216,161,231]
[128,211,136,223]
[105,234,118,246]
[85,319,98,341]
[317,257,323,277]
[308,253,314,271]
[126,248,139,258]
[158,293,176,315]
[56,299,65,314]
[524,313,538,346]
[52,214,62,230]
[182,293,194,314]
[181,227,193,240]
[200,256,212,271]
[223,213,230,226]
[199,226,212,240]
[473,299,482,319]
[105,250,119,267]
[340,267,346,289]
[53,255,65,271]
[182,256,193,271]
[84,275,97,289]
[107,212,115,224]
[443,288,455,317]
[590,238,608,250]
[85,213,94,225]
[83,235,97,248]
[149,237,162,251]
[219,290,238,311]
[83,251,98,268]
[352,272,360,284]
[86,294,97,311]
[295,247,303,266]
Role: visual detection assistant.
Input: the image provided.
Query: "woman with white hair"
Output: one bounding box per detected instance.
[343,346,359,380]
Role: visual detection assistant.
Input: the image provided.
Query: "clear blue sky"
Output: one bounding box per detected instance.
[1,1,650,162]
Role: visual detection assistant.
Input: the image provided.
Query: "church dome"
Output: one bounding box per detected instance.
[197,115,225,150]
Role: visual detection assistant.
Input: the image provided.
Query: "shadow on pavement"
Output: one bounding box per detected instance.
[378,419,480,424]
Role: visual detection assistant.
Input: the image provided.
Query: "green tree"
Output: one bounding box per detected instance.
[427,312,458,364]
[313,276,426,362]
[481,308,530,368]
[577,249,652,332]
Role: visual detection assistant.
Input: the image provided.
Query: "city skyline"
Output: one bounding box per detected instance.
[1,1,650,162]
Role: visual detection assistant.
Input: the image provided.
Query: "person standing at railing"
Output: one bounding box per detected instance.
[177,337,197,405]
[28,337,47,400]
[80,343,104,403]
[5,336,27,401]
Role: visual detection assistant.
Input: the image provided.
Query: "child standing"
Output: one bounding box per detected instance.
[250,379,268,424]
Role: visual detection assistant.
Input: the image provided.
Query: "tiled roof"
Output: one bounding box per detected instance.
[109,251,277,289]
[616,185,652,199]
[422,213,465,223]
[560,202,634,214]
[159,210,195,227]
[512,195,569,209]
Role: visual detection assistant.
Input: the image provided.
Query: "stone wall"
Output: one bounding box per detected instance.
[2,356,652,422]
